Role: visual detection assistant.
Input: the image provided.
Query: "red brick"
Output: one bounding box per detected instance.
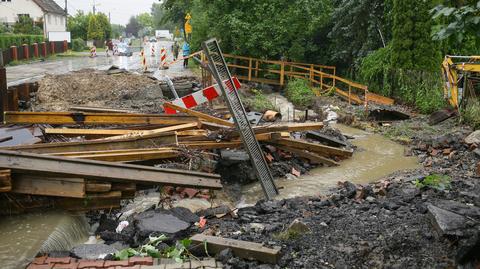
[46,257,71,264]
[104,260,129,267]
[119,266,140,269]
[33,255,48,264]
[183,188,199,198]
[78,260,105,268]
[53,262,78,269]
[128,256,153,266]
[27,264,53,269]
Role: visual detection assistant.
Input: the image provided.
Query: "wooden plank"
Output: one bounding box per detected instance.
[103,122,199,140]
[0,150,223,189]
[67,149,180,162]
[271,144,339,166]
[0,169,11,192]
[305,131,349,148]
[272,138,353,158]
[181,141,243,150]
[85,181,111,192]
[1,132,178,154]
[44,128,207,138]
[334,88,363,105]
[163,103,234,127]
[3,112,197,125]
[70,106,136,113]
[49,147,177,157]
[11,174,86,198]
[366,92,395,105]
[191,234,281,264]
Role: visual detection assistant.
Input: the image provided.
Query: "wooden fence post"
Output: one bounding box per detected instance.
[348,85,351,104]
[50,42,55,54]
[280,62,285,86]
[248,58,252,81]
[41,42,47,57]
[309,64,314,86]
[255,60,259,78]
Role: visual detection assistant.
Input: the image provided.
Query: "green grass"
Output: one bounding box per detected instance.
[462,100,480,130]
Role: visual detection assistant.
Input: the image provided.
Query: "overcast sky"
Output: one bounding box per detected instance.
[53,0,158,25]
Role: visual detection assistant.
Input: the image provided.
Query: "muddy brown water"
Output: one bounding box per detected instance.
[0,211,89,269]
[239,124,420,206]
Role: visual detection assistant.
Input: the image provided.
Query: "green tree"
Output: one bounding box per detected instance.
[151,3,174,31]
[87,15,103,40]
[111,24,126,38]
[68,11,89,40]
[328,0,393,71]
[13,15,42,35]
[391,0,440,71]
[96,13,112,39]
[125,16,141,37]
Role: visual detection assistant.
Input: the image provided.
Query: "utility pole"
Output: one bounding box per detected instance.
[64,0,68,28]
[93,0,96,15]
[109,12,111,23]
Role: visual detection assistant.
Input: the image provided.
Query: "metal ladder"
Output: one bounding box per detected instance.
[202,38,278,200]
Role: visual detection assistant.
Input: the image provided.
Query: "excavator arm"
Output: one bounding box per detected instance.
[441,56,480,109]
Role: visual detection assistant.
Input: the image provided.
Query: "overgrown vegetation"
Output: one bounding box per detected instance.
[0,34,44,50]
[285,79,315,108]
[114,234,198,263]
[242,89,276,112]
[463,100,480,130]
[415,174,451,191]
[72,38,86,52]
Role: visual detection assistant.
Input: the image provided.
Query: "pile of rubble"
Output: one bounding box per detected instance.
[0,100,355,214]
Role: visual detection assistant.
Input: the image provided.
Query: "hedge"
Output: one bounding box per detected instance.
[0,34,44,50]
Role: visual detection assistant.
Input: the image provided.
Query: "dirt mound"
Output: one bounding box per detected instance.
[33,69,165,113]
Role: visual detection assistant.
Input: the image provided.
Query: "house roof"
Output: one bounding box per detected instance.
[32,0,66,15]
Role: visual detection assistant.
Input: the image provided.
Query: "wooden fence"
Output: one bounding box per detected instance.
[213,53,394,106]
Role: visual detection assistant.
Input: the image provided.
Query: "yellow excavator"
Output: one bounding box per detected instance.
[441,55,480,111]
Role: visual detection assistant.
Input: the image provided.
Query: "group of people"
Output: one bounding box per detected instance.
[171,41,191,68]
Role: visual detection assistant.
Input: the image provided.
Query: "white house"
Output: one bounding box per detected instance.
[0,0,67,37]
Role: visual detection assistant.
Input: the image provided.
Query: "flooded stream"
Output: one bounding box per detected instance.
[0,211,89,269]
[240,124,420,205]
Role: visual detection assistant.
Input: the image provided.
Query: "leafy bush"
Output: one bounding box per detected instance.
[0,34,44,50]
[285,78,315,108]
[359,47,446,114]
[242,89,276,112]
[415,174,451,191]
[72,38,85,52]
[463,100,480,130]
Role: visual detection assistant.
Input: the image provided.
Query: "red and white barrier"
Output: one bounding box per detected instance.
[160,47,167,68]
[151,44,155,56]
[164,77,242,114]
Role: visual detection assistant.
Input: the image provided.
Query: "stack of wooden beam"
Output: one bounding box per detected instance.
[0,103,353,213]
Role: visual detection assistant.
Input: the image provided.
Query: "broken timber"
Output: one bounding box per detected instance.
[272,145,339,166]
[163,102,234,127]
[272,138,353,158]
[44,128,207,138]
[305,131,348,148]
[54,149,180,162]
[11,175,86,198]
[0,150,222,189]
[102,122,199,140]
[3,111,197,125]
[1,131,177,154]
[191,234,281,264]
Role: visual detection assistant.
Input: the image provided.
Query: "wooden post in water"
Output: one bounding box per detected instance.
[0,51,7,122]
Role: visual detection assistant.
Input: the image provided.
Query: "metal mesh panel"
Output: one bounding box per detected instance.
[202,38,278,199]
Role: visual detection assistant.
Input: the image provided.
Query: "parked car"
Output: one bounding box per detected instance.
[117,43,133,57]
[149,37,157,42]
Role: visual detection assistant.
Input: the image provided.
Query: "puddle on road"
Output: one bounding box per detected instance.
[0,211,89,269]
[239,124,420,206]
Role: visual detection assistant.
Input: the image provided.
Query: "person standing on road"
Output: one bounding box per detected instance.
[172,41,179,61]
[182,42,190,68]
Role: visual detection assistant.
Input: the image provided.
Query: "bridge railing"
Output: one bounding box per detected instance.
[199,52,393,106]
